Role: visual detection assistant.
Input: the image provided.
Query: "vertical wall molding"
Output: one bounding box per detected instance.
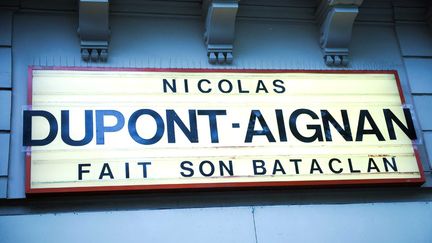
[316,0,363,66]
[78,0,110,62]
[203,0,239,64]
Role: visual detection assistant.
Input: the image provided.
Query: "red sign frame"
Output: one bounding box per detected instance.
[25,67,426,194]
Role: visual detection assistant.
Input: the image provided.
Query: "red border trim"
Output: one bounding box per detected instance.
[25,66,33,194]
[25,67,425,194]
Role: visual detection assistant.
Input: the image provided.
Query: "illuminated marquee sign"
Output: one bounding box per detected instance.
[24,68,425,193]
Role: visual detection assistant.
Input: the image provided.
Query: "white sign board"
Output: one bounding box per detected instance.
[24,68,425,193]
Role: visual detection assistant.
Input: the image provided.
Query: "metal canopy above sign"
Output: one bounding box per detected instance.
[24,68,425,194]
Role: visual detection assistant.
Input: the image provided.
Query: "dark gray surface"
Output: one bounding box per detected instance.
[425,132,432,168]
[0,133,10,176]
[254,202,432,243]
[395,23,432,57]
[1,186,432,215]
[413,96,432,131]
[0,206,256,243]
[0,177,6,198]
[0,90,11,130]
[405,58,432,94]
[0,11,13,46]
[0,48,11,88]
[1,202,431,243]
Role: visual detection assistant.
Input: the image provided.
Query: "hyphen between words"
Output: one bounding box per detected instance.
[23,77,417,146]
[23,107,416,146]
[24,77,419,181]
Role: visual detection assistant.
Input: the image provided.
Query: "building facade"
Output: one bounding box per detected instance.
[1,0,432,242]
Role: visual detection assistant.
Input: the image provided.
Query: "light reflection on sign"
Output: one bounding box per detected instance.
[24,68,425,193]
